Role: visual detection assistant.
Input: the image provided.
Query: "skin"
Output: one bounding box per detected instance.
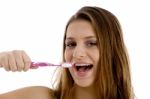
[0,20,99,99]
[0,50,32,72]
[65,20,99,99]
[0,51,53,99]
[0,86,54,99]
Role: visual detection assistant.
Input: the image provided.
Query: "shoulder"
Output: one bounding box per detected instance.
[0,86,55,99]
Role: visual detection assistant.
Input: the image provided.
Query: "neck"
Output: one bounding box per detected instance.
[73,84,97,99]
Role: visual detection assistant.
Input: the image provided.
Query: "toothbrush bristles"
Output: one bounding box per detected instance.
[61,63,73,67]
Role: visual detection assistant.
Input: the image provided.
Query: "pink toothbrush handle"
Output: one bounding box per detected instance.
[30,62,73,68]
[31,62,59,67]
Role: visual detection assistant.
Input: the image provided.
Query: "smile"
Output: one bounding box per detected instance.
[74,63,93,72]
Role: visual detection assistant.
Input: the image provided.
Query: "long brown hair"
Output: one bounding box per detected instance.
[53,6,134,99]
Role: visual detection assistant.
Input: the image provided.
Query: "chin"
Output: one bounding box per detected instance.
[75,80,94,87]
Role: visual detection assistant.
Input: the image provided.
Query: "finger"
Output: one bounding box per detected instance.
[30,66,39,69]
[21,51,32,71]
[0,56,2,67]
[13,50,25,72]
[8,52,17,72]
[2,53,10,71]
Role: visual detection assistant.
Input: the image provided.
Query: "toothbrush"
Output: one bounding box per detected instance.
[31,62,73,68]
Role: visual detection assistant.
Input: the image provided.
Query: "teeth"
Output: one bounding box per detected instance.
[75,64,91,67]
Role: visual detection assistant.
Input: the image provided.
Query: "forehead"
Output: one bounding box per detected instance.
[66,20,96,38]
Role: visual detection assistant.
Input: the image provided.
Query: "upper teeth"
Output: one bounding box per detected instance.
[75,64,91,66]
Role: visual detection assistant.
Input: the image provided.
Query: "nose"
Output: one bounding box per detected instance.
[73,45,86,59]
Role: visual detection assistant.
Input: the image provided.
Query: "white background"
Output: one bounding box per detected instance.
[0,0,150,99]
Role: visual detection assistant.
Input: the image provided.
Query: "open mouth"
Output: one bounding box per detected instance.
[74,63,93,72]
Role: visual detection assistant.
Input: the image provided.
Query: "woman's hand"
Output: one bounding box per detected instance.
[0,50,33,72]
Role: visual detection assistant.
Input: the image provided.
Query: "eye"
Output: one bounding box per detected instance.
[86,40,97,47]
[65,41,76,48]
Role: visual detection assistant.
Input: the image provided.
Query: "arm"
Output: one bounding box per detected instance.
[0,86,54,99]
[0,51,53,99]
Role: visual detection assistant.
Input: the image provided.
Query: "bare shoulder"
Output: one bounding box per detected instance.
[0,86,55,99]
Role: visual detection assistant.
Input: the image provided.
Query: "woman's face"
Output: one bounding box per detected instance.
[64,20,99,87]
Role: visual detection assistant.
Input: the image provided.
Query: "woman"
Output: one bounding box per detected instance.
[0,6,134,99]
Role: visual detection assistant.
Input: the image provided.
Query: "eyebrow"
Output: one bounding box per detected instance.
[66,36,96,40]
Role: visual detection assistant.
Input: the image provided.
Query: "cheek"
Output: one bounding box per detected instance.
[64,49,72,62]
[90,49,99,64]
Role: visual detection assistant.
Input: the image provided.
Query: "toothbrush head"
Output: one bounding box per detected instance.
[61,63,73,68]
